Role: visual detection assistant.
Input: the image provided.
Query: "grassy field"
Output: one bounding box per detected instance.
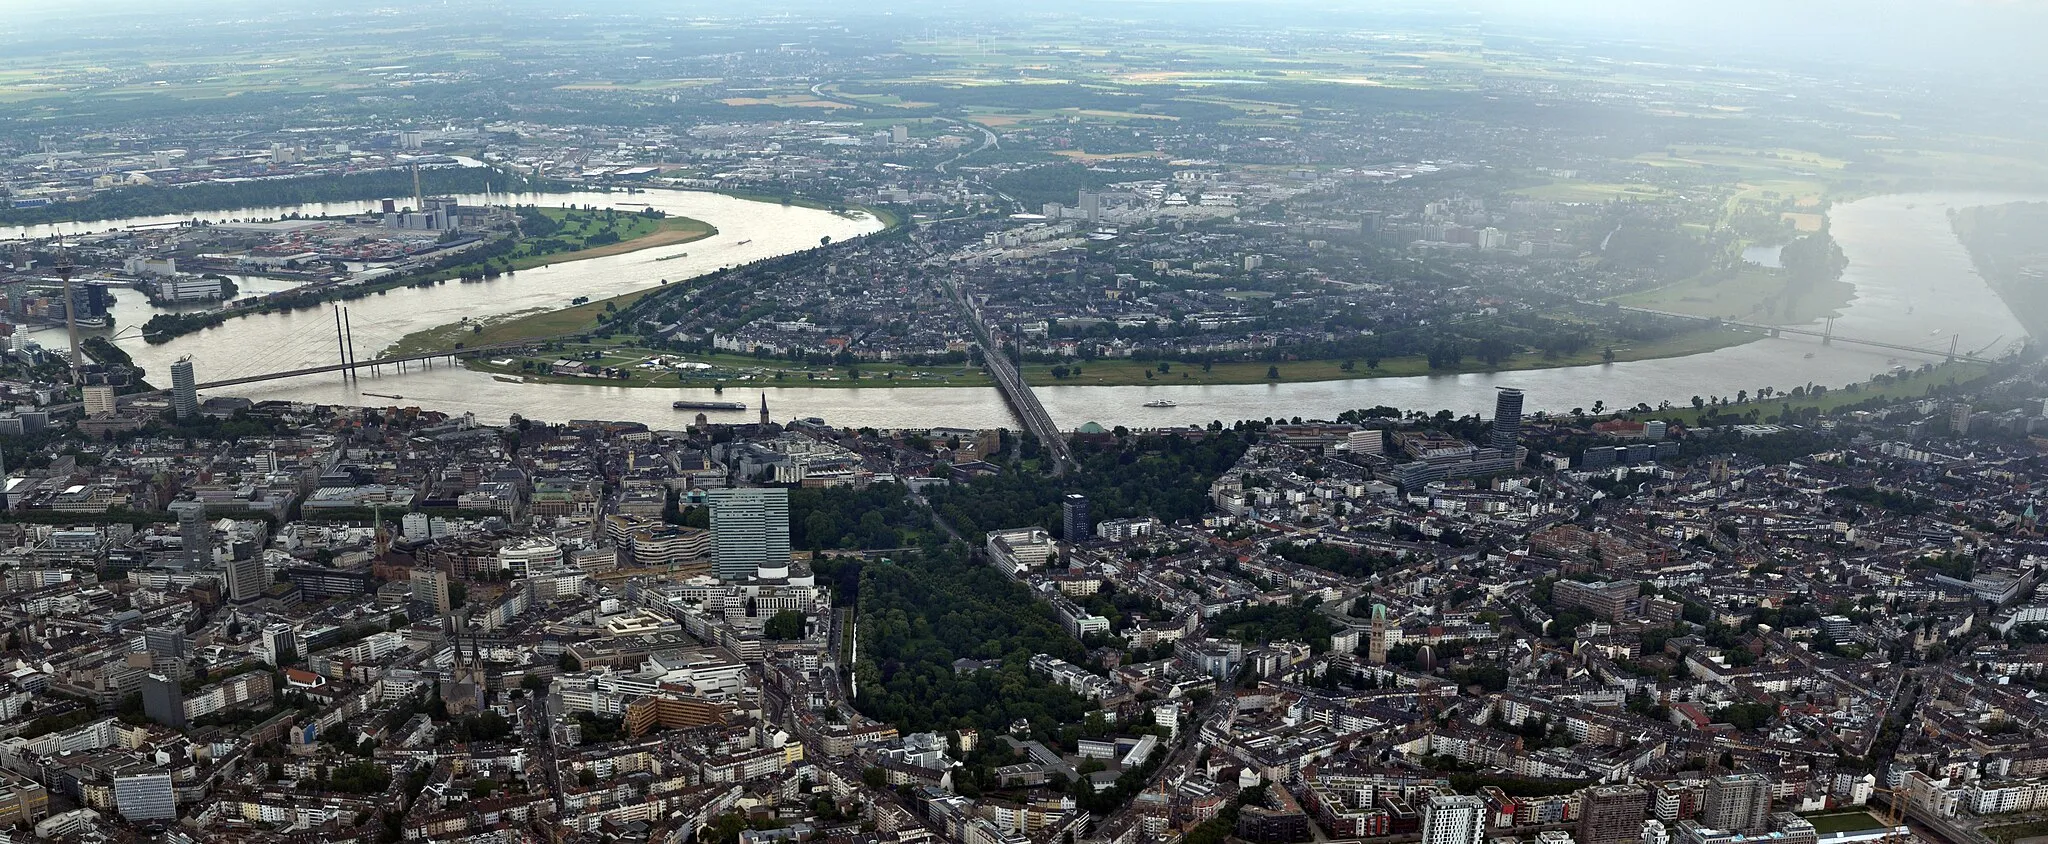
[1800,813,1887,835]
[1982,820,2048,844]
[1613,267,1855,325]
[465,342,996,389]
[386,288,674,356]
[1655,361,1990,427]
[401,208,716,290]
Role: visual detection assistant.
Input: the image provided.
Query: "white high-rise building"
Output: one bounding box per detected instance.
[707,488,791,581]
[412,567,451,614]
[260,623,297,666]
[1422,795,1488,844]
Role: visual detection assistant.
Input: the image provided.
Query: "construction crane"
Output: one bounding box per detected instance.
[1870,786,1913,844]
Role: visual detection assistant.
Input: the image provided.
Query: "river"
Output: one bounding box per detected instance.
[16,191,2031,429]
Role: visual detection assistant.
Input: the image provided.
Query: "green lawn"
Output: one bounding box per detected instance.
[1802,813,1886,835]
[466,342,995,389]
[1655,361,1990,427]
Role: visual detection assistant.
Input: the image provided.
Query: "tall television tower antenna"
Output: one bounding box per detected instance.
[56,251,82,387]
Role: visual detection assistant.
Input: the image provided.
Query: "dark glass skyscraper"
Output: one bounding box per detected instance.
[170,356,198,420]
[1491,387,1524,452]
[1062,493,1091,542]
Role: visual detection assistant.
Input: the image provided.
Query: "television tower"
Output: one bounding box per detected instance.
[56,251,82,387]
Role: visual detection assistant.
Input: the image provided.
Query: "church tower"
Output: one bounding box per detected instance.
[759,392,770,426]
[1368,602,1391,664]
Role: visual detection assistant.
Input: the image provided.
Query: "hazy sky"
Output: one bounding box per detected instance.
[1,0,2042,78]
[1476,0,2046,74]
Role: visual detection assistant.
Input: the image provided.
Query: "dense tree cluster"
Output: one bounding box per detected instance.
[790,483,925,550]
[852,546,1093,734]
[927,430,1250,541]
[1212,600,1337,654]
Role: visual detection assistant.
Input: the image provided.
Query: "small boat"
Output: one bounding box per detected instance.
[1803,352,1815,359]
[1143,399,1178,408]
[362,392,403,400]
[736,239,753,245]
[492,375,523,384]
[655,252,690,261]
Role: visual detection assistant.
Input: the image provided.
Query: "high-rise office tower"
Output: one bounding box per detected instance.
[412,567,451,614]
[260,623,297,666]
[1580,784,1651,844]
[1421,795,1488,844]
[1061,493,1091,543]
[707,487,791,581]
[227,555,267,604]
[1492,387,1524,452]
[141,672,186,729]
[140,627,185,660]
[170,356,198,420]
[177,502,208,566]
[1701,774,1771,833]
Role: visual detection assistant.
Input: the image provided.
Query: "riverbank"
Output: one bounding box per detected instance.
[1951,202,2048,341]
[1021,327,1756,387]
[141,207,713,344]
[432,325,1758,390]
[462,341,996,388]
[1651,360,1990,428]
